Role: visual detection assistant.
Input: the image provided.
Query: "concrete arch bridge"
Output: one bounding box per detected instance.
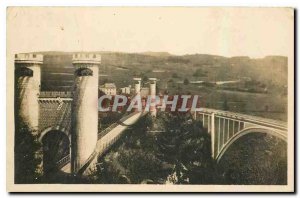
[193,108,287,162]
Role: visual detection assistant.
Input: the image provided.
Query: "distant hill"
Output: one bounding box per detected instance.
[141,51,172,57]
[26,51,287,92]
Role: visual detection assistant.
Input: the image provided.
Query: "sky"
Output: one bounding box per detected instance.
[7,7,294,58]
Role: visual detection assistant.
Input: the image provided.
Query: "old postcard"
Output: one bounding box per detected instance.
[6,7,294,192]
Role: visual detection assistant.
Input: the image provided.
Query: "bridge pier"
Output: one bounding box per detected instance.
[211,113,215,159]
[149,78,157,117]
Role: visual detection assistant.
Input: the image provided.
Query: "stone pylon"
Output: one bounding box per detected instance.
[15,53,43,132]
[71,53,101,173]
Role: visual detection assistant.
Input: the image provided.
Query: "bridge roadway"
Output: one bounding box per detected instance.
[59,111,145,174]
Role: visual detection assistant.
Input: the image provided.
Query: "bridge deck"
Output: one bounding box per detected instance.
[60,111,145,175]
[60,162,71,173]
[95,112,144,154]
[195,108,287,129]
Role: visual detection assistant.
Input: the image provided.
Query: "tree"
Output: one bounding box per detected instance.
[142,74,148,82]
[15,120,42,183]
[157,113,215,184]
[172,73,179,78]
[222,97,229,111]
[76,67,93,76]
[183,78,189,85]
[193,68,207,77]
[14,76,43,184]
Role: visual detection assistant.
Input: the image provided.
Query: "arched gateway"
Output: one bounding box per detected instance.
[40,129,70,175]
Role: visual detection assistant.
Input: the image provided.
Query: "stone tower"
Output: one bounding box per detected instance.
[133,77,141,96]
[133,78,142,112]
[71,53,101,173]
[149,78,157,117]
[15,53,43,131]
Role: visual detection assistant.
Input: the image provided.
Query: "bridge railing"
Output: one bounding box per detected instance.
[97,112,139,140]
[55,112,140,173]
[195,108,287,129]
[98,122,119,140]
[78,111,141,175]
[39,91,73,98]
[56,154,70,169]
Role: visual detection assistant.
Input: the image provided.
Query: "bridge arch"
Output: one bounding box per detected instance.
[38,126,70,143]
[75,67,93,76]
[15,66,33,77]
[216,127,287,163]
[39,127,71,174]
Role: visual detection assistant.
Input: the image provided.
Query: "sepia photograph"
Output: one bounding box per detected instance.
[6,7,294,192]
